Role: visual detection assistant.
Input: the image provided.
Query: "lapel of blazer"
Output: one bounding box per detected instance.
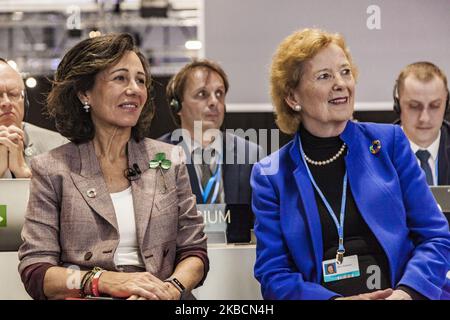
[70,141,118,230]
[127,139,158,248]
[186,163,202,204]
[223,132,239,203]
[289,132,323,282]
[177,137,203,204]
[340,122,397,286]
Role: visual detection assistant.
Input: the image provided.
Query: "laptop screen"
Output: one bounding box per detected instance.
[225,203,254,244]
[0,179,30,251]
[430,186,450,223]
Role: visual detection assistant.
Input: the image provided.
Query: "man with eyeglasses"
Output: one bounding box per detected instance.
[0,58,67,178]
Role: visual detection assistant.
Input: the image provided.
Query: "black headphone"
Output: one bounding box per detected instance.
[169,95,182,114]
[168,72,183,114]
[393,80,450,115]
[22,89,30,121]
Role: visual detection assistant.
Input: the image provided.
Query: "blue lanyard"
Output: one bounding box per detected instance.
[201,164,221,203]
[298,136,347,264]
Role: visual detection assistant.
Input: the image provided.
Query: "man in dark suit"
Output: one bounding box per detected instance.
[393,61,450,185]
[159,59,261,204]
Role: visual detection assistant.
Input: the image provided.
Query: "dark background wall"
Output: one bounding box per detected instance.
[26,75,177,139]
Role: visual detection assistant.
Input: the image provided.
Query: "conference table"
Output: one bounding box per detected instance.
[0,243,262,300]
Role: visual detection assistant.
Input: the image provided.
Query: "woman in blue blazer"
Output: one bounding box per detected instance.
[251,28,450,300]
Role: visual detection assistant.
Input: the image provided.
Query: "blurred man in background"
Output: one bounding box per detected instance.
[159,59,262,205]
[394,61,450,185]
[0,58,67,178]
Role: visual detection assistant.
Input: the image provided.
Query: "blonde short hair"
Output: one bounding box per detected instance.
[270,28,358,134]
[397,61,448,96]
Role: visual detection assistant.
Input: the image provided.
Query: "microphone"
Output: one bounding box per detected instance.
[124,163,142,181]
[133,163,142,175]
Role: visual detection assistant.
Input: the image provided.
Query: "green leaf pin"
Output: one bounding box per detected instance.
[149,152,172,170]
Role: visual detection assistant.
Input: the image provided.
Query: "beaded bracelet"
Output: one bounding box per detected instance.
[80,267,103,297]
[80,271,92,295]
[81,271,95,297]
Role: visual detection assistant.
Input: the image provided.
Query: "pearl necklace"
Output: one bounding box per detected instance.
[304,143,346,166]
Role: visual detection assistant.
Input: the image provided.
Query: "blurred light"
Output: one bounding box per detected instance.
[51,58,61,71]
[25,77,37,89]
[89,30,102,38]
[34,43,47,51]
[7,60,18,70]
[185,40,202,50]
[11,11,24,21]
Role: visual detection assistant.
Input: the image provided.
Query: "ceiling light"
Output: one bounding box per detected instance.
[185,40,202,50]
[26,77,37,88]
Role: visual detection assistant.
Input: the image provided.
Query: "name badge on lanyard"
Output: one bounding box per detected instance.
[298,136,361,283]
[322,255,360,283]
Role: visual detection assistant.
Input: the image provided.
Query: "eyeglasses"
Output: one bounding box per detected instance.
[0,90,24,103]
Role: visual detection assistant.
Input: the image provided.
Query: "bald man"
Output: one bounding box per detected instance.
[0,58,68,178]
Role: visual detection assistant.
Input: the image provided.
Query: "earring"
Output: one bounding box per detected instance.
[83,101,91,113]
[294,104,302,112]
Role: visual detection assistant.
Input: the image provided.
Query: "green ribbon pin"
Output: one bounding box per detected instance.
[149,153,172,170]
[0,205,7,227]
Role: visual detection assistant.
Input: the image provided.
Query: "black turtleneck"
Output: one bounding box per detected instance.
[299,125,391,297]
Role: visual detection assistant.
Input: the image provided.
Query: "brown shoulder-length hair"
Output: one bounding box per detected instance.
[270,28,358,135]
[46,33,154,143]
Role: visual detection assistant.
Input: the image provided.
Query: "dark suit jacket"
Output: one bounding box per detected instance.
[158,131,262,205]
[394,120,450,185]
[437,121,450,185]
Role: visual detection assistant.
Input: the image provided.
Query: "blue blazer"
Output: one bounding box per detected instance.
[251,121,450,300]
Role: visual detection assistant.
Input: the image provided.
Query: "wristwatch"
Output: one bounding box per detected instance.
[164,277,186,300]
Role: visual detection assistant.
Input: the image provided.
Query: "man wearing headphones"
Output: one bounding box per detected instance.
[159,59,261,205]
[0,58,68,178]
[394,61,450,186]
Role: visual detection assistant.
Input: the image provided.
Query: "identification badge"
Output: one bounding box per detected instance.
[322,254,360,283]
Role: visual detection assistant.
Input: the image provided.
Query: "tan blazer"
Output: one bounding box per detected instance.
[18,138,207,281]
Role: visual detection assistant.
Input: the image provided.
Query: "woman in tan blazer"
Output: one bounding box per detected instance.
[18,33,208,300]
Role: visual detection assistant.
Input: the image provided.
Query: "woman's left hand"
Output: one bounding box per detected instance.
[98,271,178,300]
[385,289,412,300]
[126,283,181,300]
